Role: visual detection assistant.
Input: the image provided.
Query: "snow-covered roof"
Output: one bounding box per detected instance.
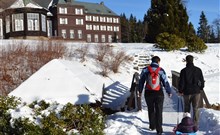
[9,59,104,105]
[8,0,44,9]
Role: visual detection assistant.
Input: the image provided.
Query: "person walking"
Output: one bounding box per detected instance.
[138,56,172,135]
[178,55,205,126]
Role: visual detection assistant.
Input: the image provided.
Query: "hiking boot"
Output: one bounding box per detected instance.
[149,128,155,131]
[149,126,155,131]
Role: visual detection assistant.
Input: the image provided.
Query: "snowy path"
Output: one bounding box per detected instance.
[104,89,205,135]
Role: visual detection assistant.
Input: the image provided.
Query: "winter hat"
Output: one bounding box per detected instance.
[186,55,194,63]
[183,112,191,118]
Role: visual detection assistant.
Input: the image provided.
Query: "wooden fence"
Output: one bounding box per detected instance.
[126,72,141,111]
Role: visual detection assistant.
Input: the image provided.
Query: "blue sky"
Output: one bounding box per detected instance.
[79,0,220,30]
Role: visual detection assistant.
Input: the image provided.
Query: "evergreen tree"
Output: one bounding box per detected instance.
[197,11,210,43]
[145,0,189,42]
[120,13,129,43]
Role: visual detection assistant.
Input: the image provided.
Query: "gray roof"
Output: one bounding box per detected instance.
[51,0,118,16]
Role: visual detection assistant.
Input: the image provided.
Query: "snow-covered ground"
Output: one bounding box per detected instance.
[5,40,220,135]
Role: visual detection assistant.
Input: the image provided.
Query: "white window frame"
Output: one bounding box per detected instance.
[75,8,83,15]
[101,35,105,42]
[6,16,10,33]
[76,19,83,25]
[61,29,66,38]
[70,29,74,39]
[108,35,112,42]
[41,14,46,32]
[0,19,2,38]
[27,13,39,31]
[87,34,91,42]
[86,24,92,30]
[93,16,99,22]
[100,25,106,31]
[12,13,24,31]
[107,26,112,31]
[47,20,52,37]
[114,26,119,32]
[86,15,92,21]
[94,34,99,42]
[59,7,67,14]
[93,25,99,31]
[100,16,106,22]
[107,17,112,23]
[60,18,68,24]
[78,30,82,39]
[113,18,119,23]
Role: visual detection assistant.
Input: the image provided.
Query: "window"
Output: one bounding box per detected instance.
[93,16,99,22]
[27,13,39,31]
[100,25,106,31]
[75,8,83,15]
[86,25,92,30]
[86,16,92,21]
[93,25,99,30]
[6,16,10,33]
[100,17,106,22]
[60,18,68,24]
[76,19,83,25]
[47,20,52,37]
[0,19,2,38]
[41,14,46,32]
[87,34,91,42]
[59,7,67,14]
[70,30,74,39]
[107,17,112,23]
[94,34,99,42]
[108,35,112,42]
[61,29,66,38]
[12,13,24,31]
[113,18,119,23]
[101,35,105,42]
[78,30,82,39]
[114,26,119,32]
[107,26,112,31]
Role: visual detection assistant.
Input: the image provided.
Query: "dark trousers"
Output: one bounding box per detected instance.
[144,93,164,133]
[183,93,201,125]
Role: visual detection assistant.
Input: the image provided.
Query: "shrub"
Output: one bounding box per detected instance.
[186,35,207,53]
[156,32,185,51]
[0,96,21,134]
[95,44,110,62]
[60,103,105,135]
[0,40,68,95]
[74,44,90,62]
[109,50,133,73]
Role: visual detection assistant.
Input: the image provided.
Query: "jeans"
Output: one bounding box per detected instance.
[183,93,201,125]
[144,93,164,133]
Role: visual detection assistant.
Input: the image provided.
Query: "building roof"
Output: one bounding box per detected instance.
[51,0,118,16]
[8,0,46,9]
[0,0,52,9]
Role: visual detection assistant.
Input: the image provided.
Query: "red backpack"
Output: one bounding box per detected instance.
[146,66,161,91]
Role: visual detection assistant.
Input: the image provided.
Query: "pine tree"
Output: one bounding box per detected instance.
[145,0,190,42]
[197,11,210,43]
[120,13,129,43]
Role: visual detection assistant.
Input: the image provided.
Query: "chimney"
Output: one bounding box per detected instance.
[100,1,104,5]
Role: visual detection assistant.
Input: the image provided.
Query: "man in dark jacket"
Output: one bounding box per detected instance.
[139,56,172,135]
[178,55,205,126]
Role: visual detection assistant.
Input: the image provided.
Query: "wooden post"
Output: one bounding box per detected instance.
[127,72,141,111]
